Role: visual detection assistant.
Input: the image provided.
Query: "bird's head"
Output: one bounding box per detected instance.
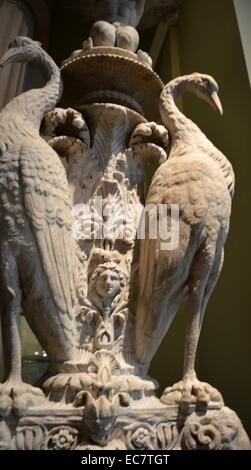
[187,73,223,115]
[0,36,42,68]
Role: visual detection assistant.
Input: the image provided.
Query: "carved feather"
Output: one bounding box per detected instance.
[134,74,234,371]
[20,138,78,320]
[0,38,80,363]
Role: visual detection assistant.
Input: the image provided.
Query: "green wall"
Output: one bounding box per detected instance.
[151,0,251,436]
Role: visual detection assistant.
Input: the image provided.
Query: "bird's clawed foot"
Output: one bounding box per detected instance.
[130,122,170,150]
[161,371,224,411]
[129,122,170,166]
[0,379,45,416]
[42,108,90,145]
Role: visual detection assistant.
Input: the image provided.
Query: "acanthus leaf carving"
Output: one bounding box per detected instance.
[179,408,251,451]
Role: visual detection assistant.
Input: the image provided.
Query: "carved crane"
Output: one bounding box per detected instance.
[0,37,79,413]
[134,73,235,405]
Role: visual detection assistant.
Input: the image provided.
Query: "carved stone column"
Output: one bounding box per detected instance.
[0,1,250,452]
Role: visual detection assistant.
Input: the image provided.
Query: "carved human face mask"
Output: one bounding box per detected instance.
[96,269,121,299]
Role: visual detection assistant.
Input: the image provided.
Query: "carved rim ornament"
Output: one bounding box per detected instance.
[60,46,163,121]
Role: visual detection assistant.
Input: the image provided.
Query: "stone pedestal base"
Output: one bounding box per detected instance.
[1,400,250,450]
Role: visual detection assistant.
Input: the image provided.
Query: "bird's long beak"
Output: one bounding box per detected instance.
[0,48,21,67]
[210,91,223,115]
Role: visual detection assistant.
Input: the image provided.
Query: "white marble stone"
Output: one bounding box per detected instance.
[0,8,249,449]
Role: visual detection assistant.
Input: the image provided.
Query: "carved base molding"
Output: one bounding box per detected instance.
[1,399,250,450]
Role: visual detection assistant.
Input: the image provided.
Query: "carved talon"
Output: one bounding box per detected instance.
[130,122,169,149]
[181,373,211,406]
[161,372,223,409]
[130,123,152,144]
[128,122,169,168]
[43,107,90,145]
[0,380,45,416]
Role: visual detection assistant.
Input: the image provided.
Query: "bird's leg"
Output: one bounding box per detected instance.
[161,289,208,407]
[181,251,225,408]
[162,249,224,409]
[1,291,21,382]
[0,254,44,416]
[162,288,222,408]
[181,289,209,404]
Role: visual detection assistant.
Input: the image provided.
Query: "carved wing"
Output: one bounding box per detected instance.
[134,159,209,367]
[134,212,187,367]
[20,137,78,346]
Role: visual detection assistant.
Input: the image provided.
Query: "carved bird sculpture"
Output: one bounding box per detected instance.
[135,73,235,405]
[0,37,79,413]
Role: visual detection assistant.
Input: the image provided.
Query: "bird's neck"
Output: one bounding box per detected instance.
[160,78,235,197]
[5,51,62,129]
[160,78,201,144]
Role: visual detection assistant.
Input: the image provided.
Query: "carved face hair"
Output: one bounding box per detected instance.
[96,269,121,298]
[89,262,127,305]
